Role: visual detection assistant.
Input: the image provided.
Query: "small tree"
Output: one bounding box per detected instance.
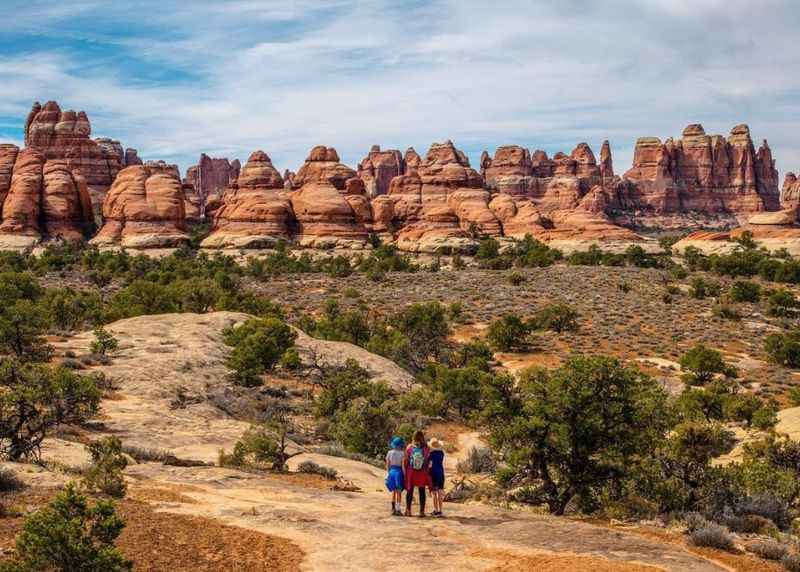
[767,289,799,318]
[83,436,128,498]
[729,281,761,303]
[390,302,450,370]
[1,482,131,571]
[0,360,101,460]
[223,318,297,386]
[487,314,530,351]
[532,303,579,333]
[679,344,738,386]
[486,356,670,515]
[765,331,800,368]
[90,326,119,356]
[0,300,52,362]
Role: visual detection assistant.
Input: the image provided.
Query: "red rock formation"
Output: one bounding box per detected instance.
[357,145,404,198]
[23,101,137,213]
[202,151,293,248]
[91,164,188,248]
[184,154,241,208]
[783,172,800,210]
[0,144,19,209]
[482,145,533,197]
[622,124,780,220]
[288,147,368,247]
[599,140,613,179]
[0,148,93,243]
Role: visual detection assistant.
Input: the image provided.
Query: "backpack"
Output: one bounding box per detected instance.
[409,446,426,471]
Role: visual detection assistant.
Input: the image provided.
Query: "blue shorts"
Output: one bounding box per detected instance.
[385,466,404,492]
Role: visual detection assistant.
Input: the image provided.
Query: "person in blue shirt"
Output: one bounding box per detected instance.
[428,438,446,517]
[385,436,406,516]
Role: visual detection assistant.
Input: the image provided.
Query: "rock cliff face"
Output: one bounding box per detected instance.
[621,124,779,221]
[90,164,188,248]
[357,146,405,198]
[0,147,94,247]
[1,101,796,253]
[201,151,292,248]
[23,101,140,213]
[184,154,241,211]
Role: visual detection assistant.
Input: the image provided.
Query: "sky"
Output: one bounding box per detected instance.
[1,0,799,180]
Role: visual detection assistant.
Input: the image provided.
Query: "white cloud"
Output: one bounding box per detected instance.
[0,0,798,180]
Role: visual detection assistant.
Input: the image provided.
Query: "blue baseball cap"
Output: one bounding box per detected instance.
[390,436,405,449]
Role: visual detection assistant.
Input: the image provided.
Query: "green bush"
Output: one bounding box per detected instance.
[679,344,738,386]
[765,330,800,368]
[0,300,52,362]
[0,482,131,571]
[90,327,119,356]
[223,319,297,386]
[767,289,800,318]
[83,437,128,498]
[487,315,529,352]
[0,360,101,460]
[729,280,761,303]
[532,303,579,333]
[689,523,734,550]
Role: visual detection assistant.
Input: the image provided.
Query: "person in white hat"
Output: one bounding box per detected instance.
[428,438,446,517]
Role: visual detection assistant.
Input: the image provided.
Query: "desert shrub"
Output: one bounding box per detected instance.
[730,280,761,303]
[725,514,776,534]
[567,244,603,266]
[83,436,128,498]
[311,300,371,346]
[765,330,800,368]
[736,493,793,530]
[170,277,221,313]
[297,460,338,480]
[768,289,800,318]
[43,288,105,331]
[683,511,712,533]
[690,277,721,299]
[357,244,417,273]
[445,340,493,370]
[0,469,23,492]
[223,318,297,386]
[532,303,579,333]
[220,418,298,471]
[90,326,119,356]
[712,303,740,320]
[0,360,101,460]
[366,266,385,283]
[625,245,662,268]
[279,347,302,370]
[0,482,131,571]
[0,300,52,362]
[322,255,352,278]
[783,554,800,572]
[747,541,788,561]
[456,446,496,474]
[679,344,737,386]
[107,279,178,319]
[507,271,526,286]
[487,314,530,352]
[510,235,561,267]
[689,523,734,551]
[315,359,372,418]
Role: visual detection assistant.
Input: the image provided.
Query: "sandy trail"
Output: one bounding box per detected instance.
[123,455,723,572]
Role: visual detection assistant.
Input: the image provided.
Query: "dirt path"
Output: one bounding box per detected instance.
[123,455,724,572]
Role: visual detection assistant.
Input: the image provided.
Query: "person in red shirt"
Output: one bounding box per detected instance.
[403,430,432,517]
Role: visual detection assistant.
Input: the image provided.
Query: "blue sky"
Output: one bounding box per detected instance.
[1,0,799,180]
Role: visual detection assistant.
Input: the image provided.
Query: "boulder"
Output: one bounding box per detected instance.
[201,151,293,248]
[0,149,93,245]
[91,164,188,248]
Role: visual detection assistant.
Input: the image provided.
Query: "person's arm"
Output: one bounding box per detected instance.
[385,452,389,471]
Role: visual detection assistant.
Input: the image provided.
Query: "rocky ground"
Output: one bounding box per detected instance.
[1,309,787,571]
[247,264,799,401]
[1,312,745,571]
